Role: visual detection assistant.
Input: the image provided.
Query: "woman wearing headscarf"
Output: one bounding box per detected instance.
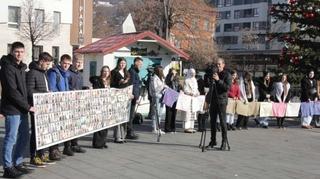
[90,66,111,148]
[149,65,167,134]
[300,69,317,129]
[111,57,131,143]
[273,73,291,129]
[236,71,255,130]
[182,68,200,133]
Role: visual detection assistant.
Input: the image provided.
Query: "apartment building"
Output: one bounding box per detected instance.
[211,0,289,74]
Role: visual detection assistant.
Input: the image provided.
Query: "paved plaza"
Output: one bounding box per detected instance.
[0,118,319,179]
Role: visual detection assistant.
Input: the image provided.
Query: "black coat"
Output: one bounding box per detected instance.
[89,76,105,89]
[110,69,131,89]
[301,77,317,102]
[69,66,83,90]
[129,66,141,100]
[0,54,30,115]
[26,61,49,105]
[205,70,232,105]
[257,77,273,102]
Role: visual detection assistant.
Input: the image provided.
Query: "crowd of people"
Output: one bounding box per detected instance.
[0,41,319,178]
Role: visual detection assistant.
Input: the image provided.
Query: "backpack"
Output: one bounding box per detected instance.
[133,113,144,124]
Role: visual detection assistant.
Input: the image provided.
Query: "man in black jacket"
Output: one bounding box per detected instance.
[126,57,143,139]
[65,56,86,153]
[27,52,58,168]
[0,42,35,178]
[204,58,232,150]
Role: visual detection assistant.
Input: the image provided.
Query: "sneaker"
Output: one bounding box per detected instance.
[49,150,61,161]
[3,167,23,178]
[40,154,56,165]
[159,130,165,135]
[71,146,86,153]
[63,147,74,156]
[30,157,47,168]
[15,165,33,174]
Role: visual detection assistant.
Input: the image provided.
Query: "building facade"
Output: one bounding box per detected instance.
[211,0,289,75]
[70,0,93,49]
[0,0,73,65]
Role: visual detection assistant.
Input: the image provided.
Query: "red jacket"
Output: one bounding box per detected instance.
[228,82,240,99]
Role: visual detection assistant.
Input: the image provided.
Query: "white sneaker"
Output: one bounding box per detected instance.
[159,130,165,135]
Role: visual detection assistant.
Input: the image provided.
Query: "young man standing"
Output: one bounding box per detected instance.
[47,54,73,156]
[65,55,86,153]
[0,42,35,178]
[126,57,143,139]
[27,52,57,167]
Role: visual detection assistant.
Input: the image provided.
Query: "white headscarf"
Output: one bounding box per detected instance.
[184,68,199,96]
[186,68,196,79]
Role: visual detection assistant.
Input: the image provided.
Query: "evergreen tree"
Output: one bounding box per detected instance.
[269,0,320,75]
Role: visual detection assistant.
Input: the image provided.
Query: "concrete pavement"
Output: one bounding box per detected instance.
[0,118,319,179]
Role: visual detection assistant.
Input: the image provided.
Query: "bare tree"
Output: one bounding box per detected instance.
[19,0,55,61]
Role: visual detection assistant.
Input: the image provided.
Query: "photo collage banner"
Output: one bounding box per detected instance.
[33,86,133,150]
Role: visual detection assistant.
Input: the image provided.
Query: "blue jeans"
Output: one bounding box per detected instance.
[2,114,29,168]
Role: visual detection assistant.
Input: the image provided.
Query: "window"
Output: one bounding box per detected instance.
[53,11,61,30]
[252,21,267,30]
[244,9,253,18]
[233,23,241,31]
[8,6,21,28]
[33,45,43,61]
[52,46,60,65]
[224,24,232,32]
[225,0,232,6]
[90,61,97,77]
[216,36,238,44]
[234,10,240,19]
[234,8,257,19]
[215,24,221,32]
[242,22,251,30]
[253,8,259,17]
[35,9,44,24]
[219,11,231,19]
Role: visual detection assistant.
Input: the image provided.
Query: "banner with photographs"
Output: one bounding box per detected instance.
[33,86,133,150]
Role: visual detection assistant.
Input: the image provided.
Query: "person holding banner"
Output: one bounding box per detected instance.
[47,54,73,157]
[273,73,291,129]
[0,42,35,178]
[111,57,131,143]
[149,65,167,134]
[164,68,181,133]
[257,71,273,128]
[65,56,86,153]
[237,71,256,130]
[27,52,56,167]
[91,66,111,148]
[182,68,200,133]
[226,70,240,131]
[300,69,317,129]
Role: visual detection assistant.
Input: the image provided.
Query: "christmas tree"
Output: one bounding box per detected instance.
[269,0,320,75]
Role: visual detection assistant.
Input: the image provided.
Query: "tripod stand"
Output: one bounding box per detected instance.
[199,81,231,152]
